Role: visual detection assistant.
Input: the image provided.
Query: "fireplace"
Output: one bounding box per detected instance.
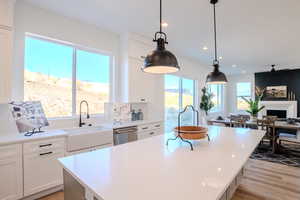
[259,101,297,118]
[266,110,287,119]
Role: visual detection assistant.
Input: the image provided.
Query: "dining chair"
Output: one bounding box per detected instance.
[230,115,246,128]
[257,118,276,153]
[277,130,300,152]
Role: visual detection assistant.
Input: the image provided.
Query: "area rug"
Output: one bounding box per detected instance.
[250,142,300,168]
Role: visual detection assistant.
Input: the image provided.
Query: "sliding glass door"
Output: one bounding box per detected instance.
[164,75,196,133]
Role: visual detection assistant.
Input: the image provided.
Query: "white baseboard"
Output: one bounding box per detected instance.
[21,185,63,200]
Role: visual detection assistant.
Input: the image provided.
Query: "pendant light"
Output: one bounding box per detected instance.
[206,0,227,84]
[142,0,180,74]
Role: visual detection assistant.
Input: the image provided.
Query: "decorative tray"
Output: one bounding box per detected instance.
[174,126,208,140]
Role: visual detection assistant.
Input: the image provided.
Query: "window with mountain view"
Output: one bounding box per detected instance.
[24,35,111,118]
[164,75,196,133]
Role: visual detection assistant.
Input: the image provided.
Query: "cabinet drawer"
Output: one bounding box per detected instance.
[23,138,65,155]
[138,124,151,132]
[138,130,160,140]
[151,122,163,130]
[0,144,22,160]
[138,122,163,132]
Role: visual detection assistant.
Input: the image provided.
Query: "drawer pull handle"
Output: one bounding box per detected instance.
[155,125,160,127]
[150,132,154,135]
[39,144,52,148]
[142,127,149,130]
[40,152,53,156]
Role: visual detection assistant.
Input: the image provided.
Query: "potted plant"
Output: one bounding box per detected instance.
[242,87,265,121]
[200,87,214,123]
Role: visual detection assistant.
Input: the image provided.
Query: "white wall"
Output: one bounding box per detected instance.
[225,73,255,115]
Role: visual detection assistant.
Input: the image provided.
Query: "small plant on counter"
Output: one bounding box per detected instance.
[200,87,214,116]
[242,87,265,120]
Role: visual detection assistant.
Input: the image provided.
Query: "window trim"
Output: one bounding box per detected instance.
[236,82,252,111]
[24,33,115,118]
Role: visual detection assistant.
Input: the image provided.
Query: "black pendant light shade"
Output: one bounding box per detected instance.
[206,63,228,84]
[206,0,227,84]
[142,0,180,74]
[143,34,179,74]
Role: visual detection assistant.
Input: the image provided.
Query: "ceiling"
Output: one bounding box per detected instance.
[24,0,300,74]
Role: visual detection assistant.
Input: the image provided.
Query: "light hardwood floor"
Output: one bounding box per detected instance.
[39,159,300,200]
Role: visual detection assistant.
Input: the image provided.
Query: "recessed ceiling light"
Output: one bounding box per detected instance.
[219,56,223,60]
[232,64,237,68]
[161,22,168,27]
[203,46,208,50]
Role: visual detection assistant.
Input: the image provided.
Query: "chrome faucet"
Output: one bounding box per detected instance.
[79,100,90,127]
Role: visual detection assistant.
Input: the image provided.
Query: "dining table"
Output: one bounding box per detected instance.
[208,118,300,130]
[208,118,300,153]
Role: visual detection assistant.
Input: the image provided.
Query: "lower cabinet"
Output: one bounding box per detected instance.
[23,138,65,197]
[219,168,244,200]
[137,122,163,140]
[137,129,162,140]
[0,144,23,200]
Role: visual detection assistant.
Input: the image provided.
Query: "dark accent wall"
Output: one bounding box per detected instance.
[255,69,300,117]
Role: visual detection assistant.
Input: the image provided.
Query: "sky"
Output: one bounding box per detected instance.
[237,82,251,96]
[165,75,194,95]
[25,36,110,83]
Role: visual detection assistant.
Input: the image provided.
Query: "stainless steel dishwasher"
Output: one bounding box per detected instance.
[113,126,138,145]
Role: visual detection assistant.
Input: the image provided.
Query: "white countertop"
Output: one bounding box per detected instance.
[0,129,69,146]
[103,119,163,129]
[59,126,265,200]
[0,120,163,146]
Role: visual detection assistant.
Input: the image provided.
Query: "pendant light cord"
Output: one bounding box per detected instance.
[160,0,162,33]
[213,3,218,63]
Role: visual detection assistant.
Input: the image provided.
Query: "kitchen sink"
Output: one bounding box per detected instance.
[64,126,104,135]
[65,126,113,153]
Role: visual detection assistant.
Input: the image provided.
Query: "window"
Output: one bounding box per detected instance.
[207,84,224,112]
[164,75,196,133]
[24,35,111,118]
[76,50,110,115]
[236,82,251,110]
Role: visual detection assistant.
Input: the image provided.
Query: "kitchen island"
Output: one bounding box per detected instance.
[59,126,265,200]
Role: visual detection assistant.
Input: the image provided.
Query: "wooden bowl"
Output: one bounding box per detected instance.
[174,126,208,140]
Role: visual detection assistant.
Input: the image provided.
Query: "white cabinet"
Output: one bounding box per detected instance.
[128,58,155,103]
[0,0,15,28]
[218,168,244,200]
[0,29,13,103]
[0,144,23,200]
[137,122,163,140]
[23,138,65,197]
[137,129,162,140]
[0,0,15,103]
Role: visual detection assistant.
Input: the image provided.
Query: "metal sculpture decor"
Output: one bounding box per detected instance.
[166,105,210,151]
